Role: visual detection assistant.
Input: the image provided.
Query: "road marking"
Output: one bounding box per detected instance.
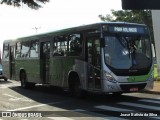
[73,109,86,112]
[74,109,127,120]
[95,104,160,120]
[0,85,7,88]
[7,100,70,111]
[118,102,160,110]
[0,83,19,88]
[139,99,160,104]
[3,93,17,98]
[94,105,131,120]
[3,93,32,102]
[95,105,132,111]
[104,117,127,120]
[47,117,74,120]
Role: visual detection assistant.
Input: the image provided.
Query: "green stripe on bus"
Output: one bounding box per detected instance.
[128,70,151,82]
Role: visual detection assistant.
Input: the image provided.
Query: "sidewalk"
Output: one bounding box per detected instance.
[142,81,160,95]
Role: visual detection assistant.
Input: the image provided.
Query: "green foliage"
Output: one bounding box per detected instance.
[99,10,154,44]
[154,64,160,81]
[0,0,49,10]
[154,64,158,79]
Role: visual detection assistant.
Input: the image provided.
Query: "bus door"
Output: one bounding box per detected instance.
[87,37,101,90]
[40,42,50,84]
[9,46,16,80]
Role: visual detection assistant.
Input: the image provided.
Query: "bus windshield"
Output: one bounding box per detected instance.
[104,35,152,70]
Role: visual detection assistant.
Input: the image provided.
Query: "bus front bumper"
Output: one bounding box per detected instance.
[103,80,153,93]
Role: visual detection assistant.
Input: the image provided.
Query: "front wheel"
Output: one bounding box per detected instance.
[69,75,86,98]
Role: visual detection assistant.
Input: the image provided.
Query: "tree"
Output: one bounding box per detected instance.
[99,10,154,44]
[0,0,49,10]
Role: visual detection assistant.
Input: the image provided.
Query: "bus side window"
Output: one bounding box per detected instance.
[53,36,67,56]
[3,44,9,59]
[15,42,21,58]
[68,34,82,56]
[21,41,30,58]
[30,40,39,58]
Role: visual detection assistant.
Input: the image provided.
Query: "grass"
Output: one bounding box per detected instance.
[154,64,158,78]
[154,64,160,81]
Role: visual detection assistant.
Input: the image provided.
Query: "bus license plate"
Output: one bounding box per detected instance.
[130,87,138,92]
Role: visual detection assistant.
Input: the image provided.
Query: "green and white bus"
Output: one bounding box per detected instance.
[2,22,154,96]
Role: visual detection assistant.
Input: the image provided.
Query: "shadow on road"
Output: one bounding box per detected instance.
[8,84,142,105]
[0,79,12,84]
[7,83,160,118]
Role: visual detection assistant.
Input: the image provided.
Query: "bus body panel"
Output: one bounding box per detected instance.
[15,59,40,83]
[2,61,10,79]
[49,57,88,89]
[49,57,75,87]
[74,59,88,90]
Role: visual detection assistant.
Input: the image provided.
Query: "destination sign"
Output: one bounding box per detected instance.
[114,27,137,32]
[107,26,147,34]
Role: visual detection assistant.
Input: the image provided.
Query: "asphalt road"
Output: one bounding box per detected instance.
[0,79,160,120]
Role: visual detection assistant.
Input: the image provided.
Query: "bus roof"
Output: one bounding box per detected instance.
[3,22,147,43]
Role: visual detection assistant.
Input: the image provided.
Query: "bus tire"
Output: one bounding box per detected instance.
[69,74,86,98]
[20,71,35,89]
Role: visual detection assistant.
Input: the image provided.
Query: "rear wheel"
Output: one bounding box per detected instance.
[4,77,8,81]
[20,72,27,88]
[20,72,35,89]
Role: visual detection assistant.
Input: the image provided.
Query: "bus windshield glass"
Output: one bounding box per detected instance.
[104,35,152,70]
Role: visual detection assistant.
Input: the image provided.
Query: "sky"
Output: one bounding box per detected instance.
[0,0,122,50]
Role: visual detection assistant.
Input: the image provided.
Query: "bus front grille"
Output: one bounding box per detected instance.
[120,83,147,91]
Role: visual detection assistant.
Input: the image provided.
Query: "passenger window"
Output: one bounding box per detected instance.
[30,40,39,58]
[21,41,30,58]
[3,44,9,59]
[53,36,67,56]
[15,42,21,58]
[68,34,82,56]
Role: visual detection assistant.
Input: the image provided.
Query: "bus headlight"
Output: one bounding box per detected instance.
[104,71,117,83]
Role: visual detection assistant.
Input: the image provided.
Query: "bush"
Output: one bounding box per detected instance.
[154,64,160,81]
